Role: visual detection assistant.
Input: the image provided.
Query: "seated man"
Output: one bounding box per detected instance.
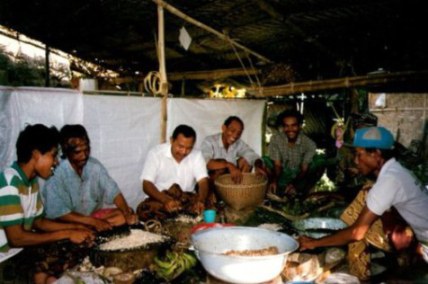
[268,109,317,197]
[299,126,428,265]
[42,124,137,232]
[0,124,94,284]
[201,116,267,184]
[138,124,209,217]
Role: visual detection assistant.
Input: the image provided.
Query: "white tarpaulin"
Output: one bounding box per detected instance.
[1,87,266,209]
[168,98,265,154]
[0,87,83,170]
[83,95,161,208]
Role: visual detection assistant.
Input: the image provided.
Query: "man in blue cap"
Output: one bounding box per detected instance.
[299,126,428,264]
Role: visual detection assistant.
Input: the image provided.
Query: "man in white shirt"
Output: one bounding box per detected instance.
[299,126,428,263]
[139,125,209,215]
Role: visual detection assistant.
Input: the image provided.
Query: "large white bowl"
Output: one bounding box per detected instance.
[191,226,299,284]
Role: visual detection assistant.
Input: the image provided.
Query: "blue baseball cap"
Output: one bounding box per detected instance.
[352,126,394,149]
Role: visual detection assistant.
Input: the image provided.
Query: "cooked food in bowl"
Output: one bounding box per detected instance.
[191,226,298,284]
[224,246,279,256]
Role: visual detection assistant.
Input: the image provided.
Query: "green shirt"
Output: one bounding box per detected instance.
[268,132,316,170]
[0,162,44,252]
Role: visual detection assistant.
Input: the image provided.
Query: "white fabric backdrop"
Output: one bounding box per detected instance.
[0,87,266,209]
[0,87,17,169]
[0,87,83,170]
[83,95,161,209]
[168,98,265,154]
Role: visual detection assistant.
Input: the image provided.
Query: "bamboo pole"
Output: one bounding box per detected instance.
[83,90,145,96]
[168,68,260,81]
[350,88,359,113]
[107,69,428,98]
[113,67,261,84]
[45,45,50,87]
[248,70,428,97]
[157,0,168,143]
[152,0,271,64]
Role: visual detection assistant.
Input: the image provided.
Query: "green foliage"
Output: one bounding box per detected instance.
[280,198,327,216]
[244,207,291,226]
[314,173,336,192]
[357,89,369,111]
[412,163,428,187]
[0,49,71,87]
[0,52,42,86]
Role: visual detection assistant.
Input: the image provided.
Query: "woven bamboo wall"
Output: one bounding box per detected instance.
[369,93,427,150]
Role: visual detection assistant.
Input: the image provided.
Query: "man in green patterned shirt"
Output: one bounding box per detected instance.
[268,109,317,197]
[0,124,94,284]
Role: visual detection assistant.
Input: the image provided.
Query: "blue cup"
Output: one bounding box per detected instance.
[203,209,216,223]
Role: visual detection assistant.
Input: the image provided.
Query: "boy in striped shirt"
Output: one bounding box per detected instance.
[0,124,94,284]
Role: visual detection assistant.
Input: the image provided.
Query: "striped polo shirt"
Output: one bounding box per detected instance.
[0,162,44,252]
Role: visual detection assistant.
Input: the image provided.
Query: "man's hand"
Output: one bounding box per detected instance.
[122,207,138,225]
[190,200,205,215]
[228,164,243,183]
[239,158,252,173]
[284,183,296,196]
[68,229,95,244]
[298,235,317,251]
[347,167,359,176]
[255,166,268,178]
[91,218,113,232]
[74,223,92,231]
[125,212,138,225]
[268,182,278,194]
[253,159,268,177]
[163,200,182,213]
[390,226,414,251]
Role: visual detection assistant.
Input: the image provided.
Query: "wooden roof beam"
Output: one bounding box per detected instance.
[249,70,428,97]
[113,67,261,84]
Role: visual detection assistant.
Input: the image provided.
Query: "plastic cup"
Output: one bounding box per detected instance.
[203,209,216,223]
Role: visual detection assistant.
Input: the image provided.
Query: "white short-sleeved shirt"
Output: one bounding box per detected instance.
[366,158,428,242]
[140,143,208,196]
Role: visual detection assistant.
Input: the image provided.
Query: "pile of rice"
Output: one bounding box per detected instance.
[173,214,202,224]
[99,229,166,251]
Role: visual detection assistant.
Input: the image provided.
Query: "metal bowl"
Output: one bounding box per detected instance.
[292,217,347,239]
[191,226,299,284]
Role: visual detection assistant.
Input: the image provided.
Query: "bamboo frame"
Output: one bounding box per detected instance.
[157,0,168,143]
[248,70,428,97]
[113,68,261,84]
[152,0,271,64]
[168,68,260,81]
[83,90,145,96]
[107,70,428,98]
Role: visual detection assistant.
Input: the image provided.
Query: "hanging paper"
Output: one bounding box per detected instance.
[179,26,192,50]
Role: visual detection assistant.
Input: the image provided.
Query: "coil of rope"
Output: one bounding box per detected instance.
[144,71,162,96]
[144,219,163,234]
